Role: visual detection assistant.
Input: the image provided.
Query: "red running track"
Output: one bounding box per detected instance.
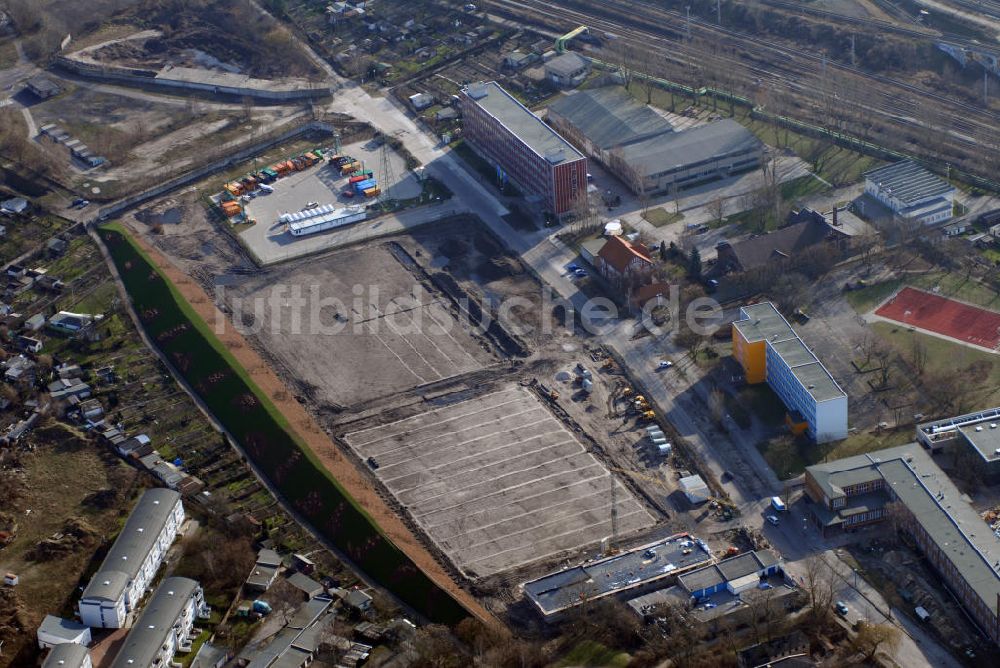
[875,287,1000,349]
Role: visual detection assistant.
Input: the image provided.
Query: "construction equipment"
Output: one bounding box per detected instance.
[601,359,614,370]
[639,410,656,422]
[622,387,634,397]
[604,465,673,554]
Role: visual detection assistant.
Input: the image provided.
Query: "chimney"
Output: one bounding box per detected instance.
[832,206,839,227]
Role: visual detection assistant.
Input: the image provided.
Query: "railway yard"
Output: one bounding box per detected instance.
[481,0,1000,187]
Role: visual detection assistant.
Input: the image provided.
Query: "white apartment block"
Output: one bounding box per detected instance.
[108,577,209,668]
[78,488,185,628]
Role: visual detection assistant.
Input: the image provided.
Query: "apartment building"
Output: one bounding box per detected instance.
[109,577,209,668]
[78,488,185,628]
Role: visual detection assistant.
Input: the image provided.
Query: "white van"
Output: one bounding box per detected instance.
[771,496,787,512]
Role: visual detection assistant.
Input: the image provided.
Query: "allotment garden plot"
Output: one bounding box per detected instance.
[229,242,491,408]
[343,385,656,578]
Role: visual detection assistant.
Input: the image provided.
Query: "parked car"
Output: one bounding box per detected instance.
[573,268,587,277]
[766,515,780,526]
[366,456,379,470]
[835,601,849,616]
[567,263,580,272]
[305,201,319,209]
[657,360,673,370]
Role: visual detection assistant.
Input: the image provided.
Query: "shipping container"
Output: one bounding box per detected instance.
[348,175,368,184]
[341,162,362,175]
[363,187,380,197]
[263,168,278,178]
[354,179,376,190]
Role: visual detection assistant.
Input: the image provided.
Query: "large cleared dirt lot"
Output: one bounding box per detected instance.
[226,242,493,409]
[343,384,656,578]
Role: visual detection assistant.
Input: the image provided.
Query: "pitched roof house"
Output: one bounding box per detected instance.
[714,218,832,275]
[595,236,654,290]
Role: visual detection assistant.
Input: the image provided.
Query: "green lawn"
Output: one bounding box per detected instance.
[844,279,902,313]
[732,109,883,187]
[847,272,1000,313]
[557,640,631,668]
[757,428,913,480]
[905,271,1000,310]
[642,207,684,227]
[98,223,469,625]
[871,321,1000,406]
[780,174,829,201]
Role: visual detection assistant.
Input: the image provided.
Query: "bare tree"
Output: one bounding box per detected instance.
[800,554,837,627]
[852,622,902,662]
[708,196,725,226]
[605,39,636,92]
[908,336,928,377]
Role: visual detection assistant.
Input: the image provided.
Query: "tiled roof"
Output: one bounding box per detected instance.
[598,235,653,274]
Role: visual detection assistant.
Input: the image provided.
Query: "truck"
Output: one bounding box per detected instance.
[340,161,362,175]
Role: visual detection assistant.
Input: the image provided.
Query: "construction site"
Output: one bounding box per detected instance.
[115,155,753,612]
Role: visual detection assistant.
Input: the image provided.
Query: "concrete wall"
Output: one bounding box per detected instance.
[55,56,332,102]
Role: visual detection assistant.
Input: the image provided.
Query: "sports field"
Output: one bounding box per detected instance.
[875,287,1000,350]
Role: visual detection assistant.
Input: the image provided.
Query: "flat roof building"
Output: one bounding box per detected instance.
[733,302,847,443]
[109,577,208,668]
[459,81,587,217]
[864,160,956,226]
[917,407,1000,484]
[37,615,92,649]
[42,643,92,668]
[805,444,1000,645]
[78,488,185,628]
[677,550,781,599]
[546,87,761,196]
[523,533,711,619]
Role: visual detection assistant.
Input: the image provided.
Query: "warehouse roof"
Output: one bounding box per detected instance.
[463,81,584,164]
[864,160,954,206]
[42,643,90,668]
[548,87,673,150]
[109,577,200,668]
[545,52,588,78]
[81,488,180,603]
[621,119,761,179]
[678,550,779,595]
[524,533,711,615]
[808,445,1000,626]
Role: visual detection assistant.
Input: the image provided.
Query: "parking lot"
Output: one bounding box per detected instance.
[240,139,423,263]
[226,241,492,408]
[343,385,656,578]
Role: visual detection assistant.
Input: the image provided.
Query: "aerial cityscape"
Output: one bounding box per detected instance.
[2,0,1000,666]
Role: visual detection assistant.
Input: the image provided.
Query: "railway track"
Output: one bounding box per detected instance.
[483,0,999,176]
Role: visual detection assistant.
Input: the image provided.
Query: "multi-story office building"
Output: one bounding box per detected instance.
[459,81,587,218]
[109,577,208,668]
[805,445,1000,645]
[78,488,185,628]
[733,302,847,443]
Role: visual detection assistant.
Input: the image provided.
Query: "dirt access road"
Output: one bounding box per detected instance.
[117,230,498,627]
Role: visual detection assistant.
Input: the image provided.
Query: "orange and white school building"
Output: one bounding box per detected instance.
[733,302,847,443]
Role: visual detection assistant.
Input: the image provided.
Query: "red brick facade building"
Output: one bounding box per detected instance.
[460,82,587,218]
